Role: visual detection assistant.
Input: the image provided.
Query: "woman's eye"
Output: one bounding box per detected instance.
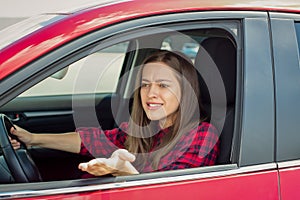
[159,83,169,88]
[141,83,149,88]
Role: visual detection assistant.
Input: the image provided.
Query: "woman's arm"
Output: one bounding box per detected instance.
[10,125,81,153]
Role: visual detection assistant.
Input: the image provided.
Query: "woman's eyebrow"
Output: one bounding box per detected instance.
[141,78,172,82]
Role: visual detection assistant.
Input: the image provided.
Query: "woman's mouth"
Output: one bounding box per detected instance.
[147,103,163,110]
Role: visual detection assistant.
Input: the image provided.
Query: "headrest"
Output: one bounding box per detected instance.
[195,37,236,106]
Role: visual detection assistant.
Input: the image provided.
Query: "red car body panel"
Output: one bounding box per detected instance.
[18,170,279,200]
[1,0,300,80]
[279,167,300,200]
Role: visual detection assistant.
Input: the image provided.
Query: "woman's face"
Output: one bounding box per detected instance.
[140,62,181,128]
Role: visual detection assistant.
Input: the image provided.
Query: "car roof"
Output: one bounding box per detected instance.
[1,0,300,80]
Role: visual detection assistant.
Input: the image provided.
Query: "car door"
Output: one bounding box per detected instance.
[270,12,300,200]
[0,40,132,181]
[0,10,279,199]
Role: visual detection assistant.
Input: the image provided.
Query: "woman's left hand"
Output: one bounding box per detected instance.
[78,149,139,176]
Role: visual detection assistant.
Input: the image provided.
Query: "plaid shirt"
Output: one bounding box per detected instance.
[77,122,220,173]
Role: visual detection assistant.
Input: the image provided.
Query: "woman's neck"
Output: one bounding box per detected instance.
[159,113,177,129]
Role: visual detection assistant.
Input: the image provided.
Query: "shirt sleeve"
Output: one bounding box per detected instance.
[157,122,220,171]
[76,122,128,158]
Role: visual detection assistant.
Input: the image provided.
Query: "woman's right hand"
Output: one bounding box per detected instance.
[78,149,139,176]
[9,125,33,150]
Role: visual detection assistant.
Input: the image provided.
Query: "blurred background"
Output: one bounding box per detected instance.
[0,0,108,30]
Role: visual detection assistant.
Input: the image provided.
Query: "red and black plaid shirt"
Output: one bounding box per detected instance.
[77,122,220,173]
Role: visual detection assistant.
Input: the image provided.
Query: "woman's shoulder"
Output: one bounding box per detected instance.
[179,121,220,149]
[198,121,217,129]
[118,122,129,132]
[192,121,220,136]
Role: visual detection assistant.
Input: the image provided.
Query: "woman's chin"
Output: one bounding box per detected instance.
[146,114,166,122]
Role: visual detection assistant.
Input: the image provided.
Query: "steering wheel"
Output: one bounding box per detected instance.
[0,114,42,183]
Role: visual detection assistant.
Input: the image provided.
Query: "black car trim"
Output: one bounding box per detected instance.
[23,111,74,118]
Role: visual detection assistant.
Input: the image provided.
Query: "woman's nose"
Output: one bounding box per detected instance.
[147,84,158,98]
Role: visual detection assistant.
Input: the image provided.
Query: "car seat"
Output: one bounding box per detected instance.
[194,37,236,164]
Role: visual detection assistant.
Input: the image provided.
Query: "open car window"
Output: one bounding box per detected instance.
[0,18,239,192]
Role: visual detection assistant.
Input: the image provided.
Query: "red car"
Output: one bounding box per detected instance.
[1,0,300,199]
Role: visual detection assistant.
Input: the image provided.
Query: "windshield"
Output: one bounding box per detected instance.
[0,14,66,50]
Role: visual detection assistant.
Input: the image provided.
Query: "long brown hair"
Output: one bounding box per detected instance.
[125,50,204,170]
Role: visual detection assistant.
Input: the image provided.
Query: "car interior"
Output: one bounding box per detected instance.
[0,26,237,184]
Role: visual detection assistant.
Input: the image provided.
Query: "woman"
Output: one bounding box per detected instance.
[10,50,220,176]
